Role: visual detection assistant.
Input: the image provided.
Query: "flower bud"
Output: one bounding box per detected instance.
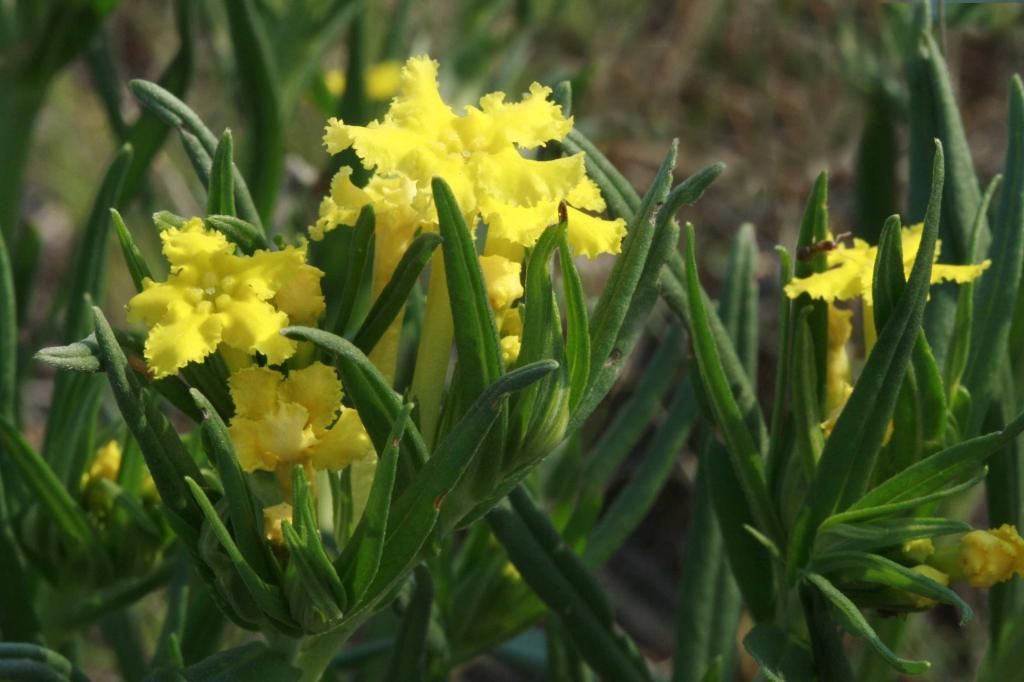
[959,524,1024,588]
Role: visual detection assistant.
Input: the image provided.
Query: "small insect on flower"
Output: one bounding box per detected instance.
[796,232,852,261]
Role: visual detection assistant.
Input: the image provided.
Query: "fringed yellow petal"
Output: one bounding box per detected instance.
[306,408,375,471]
[229,366,283,419]
[479,254,524,312]
[281,362,342,433]
[932,259,992,285]
[216,297,295,365]
[143,300,224,379]
[565,206,627,258]
[482,199,559,248]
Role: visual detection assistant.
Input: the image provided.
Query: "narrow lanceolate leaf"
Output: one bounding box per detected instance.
[558,231,590,412]
[190,389,277,584]
[0,644,80,682]
[963,76,1024,436]
[384,566,434,682]
[0,418,97,559]
[488,491,652,682]
[282,326,429,488]
[585,379,698,567]
[340,404,410,603]
[766,246,794,488]
[792,172,829,409]
[368,361,558,602]
[207,130,236,217]
[813,551,973,624]
[90,307,205,540]
[130,79,263,233]
[789,142,945,576]
[682,223,782,545]
[110,209,153,292]
[562,130,641,221]
[585,142,676,399]
[804,573,930,675]
[433,177,502,398]
[817,517,969,554]
[0,230,15,421]
[829,410,1024,524]
[328,205,375,337]
[224,0,283,222]
[184,478,296,630]
[354,233,442,355]
[206,214,268,254]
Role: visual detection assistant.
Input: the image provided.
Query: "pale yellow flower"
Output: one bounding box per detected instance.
[262,502,293,544]
[784,224,990,305]
[323,61,403,102]
[228,363,374,473]
[127,218,324,378]
[958,525,1024,588]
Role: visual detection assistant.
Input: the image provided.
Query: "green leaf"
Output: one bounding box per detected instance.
[585,379,697,566]
[0,418,97,563]
[206,130,236,217]
[339,404,410,603]
[90,307,205,541]
[790,141,945,575]
[790,311,823,484]
[855,87,898,244]
[963,76,1024,436]
[562,130,640,221]
[835,410,1024,519]
[805,573,929,675]
[817,517,969,554]
[742,623,814,682]
[326,205,375,338]
[0,643,80,681]
[130,79,263,233]
[384,566,434,682]
[370,361,558,599]
[185,477,295,628]
[765,246,794,490]
[792,171,830,409]
[488,491,652,682]
[558,231,590,412]
[584,142,676,407]
[0,230,15,421]
[681,222,782,545]
[433,176,502,398]
[353,233,441,355]
[223,0,283,222]
[190,389,277,584]
[813,551,973,623]
[205,215,268,255]
[672,456,743,682]
[110,209,153,292]
[944,174,1001,396]
[34,337,101,373]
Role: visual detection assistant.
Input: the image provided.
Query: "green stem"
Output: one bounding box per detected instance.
[294,624,355,682]
[0,72,48,239]
[410,251,453,447]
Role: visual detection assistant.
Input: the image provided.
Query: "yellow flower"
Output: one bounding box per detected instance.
[323,61,403,102]
[479,255,524,311]
[262,502,293,544]
[902,538,936,563]
[82,440,123,485]
[958,525,1024,588]
[317,55,625,259]
[127,218,325,379]
[500,335,522,366]
[784,224,990,305]
[228,363,374,473]
[820,304,854,438]
[907,565,950,608]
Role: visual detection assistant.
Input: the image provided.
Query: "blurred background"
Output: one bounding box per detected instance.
[6,1,1024,679]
